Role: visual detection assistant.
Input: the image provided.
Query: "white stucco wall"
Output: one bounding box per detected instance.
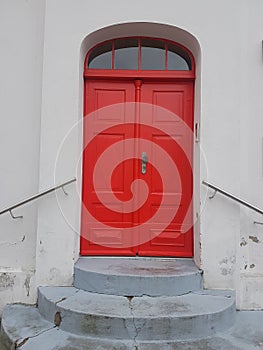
[0,0,45,309]
[0,0,263,312]
[237,3,263,309]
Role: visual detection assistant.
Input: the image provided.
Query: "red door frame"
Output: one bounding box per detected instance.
[81,37,196,257]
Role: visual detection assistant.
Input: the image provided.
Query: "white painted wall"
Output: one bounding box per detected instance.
[0,0,45,310]
[237,1,263,309]
[0,0,263,312]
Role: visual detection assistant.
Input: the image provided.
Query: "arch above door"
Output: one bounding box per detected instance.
[84,36,195,80]
[86,37,193,71]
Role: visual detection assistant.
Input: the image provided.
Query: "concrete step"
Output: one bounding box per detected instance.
[0,304,133,350]
[0,304,54,350]
[74,257,203,296]
[37,286,236,341]
[1,304,262,350]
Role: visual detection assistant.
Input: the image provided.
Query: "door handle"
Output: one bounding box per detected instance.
[141,152,148,174]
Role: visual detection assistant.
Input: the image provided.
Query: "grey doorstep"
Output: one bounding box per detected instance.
[74,257,203,296]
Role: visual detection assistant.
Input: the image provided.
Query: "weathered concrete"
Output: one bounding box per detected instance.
[74,257,203,296]
[139,311,263,349]
[1,305,263,350]
[19,329,133,350]
[0,305,133,350]
[38,287,136,340]
[0,304,54,349]
[0,259,239,348]
[37,286,235,340]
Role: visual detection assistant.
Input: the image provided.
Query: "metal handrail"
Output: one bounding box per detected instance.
[0,178,76,219]
[202,180,263,216]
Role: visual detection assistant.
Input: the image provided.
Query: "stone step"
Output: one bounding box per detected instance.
[0,304,134,350]
[74,257,203,296]
[37,286,236,341]
[1,304,262,350]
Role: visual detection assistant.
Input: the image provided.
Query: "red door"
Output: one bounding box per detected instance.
[81,78,194,257]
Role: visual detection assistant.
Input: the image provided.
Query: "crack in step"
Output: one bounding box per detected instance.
[14,325,56,349]
[126,296,140,349]
[15,337,29,348]
[54,289,80,305]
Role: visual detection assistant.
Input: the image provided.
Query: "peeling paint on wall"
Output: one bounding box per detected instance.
[240,238,247,247]
[0,273,15,291]
[24,274,31,297]
[0,235,27,247]
[219,256,236,276]
[249,236,260,244]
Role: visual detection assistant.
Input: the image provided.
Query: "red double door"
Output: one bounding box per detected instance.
[81,78,194,257]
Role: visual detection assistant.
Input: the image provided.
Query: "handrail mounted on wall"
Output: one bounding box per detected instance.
[202,181,263,224]
[0,178,76,219]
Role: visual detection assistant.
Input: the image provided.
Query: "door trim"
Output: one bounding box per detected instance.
[81,37,196,257]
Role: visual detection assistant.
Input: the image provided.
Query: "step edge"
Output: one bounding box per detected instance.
[38,287,236,319]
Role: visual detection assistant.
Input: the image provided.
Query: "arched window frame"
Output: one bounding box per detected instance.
[84,37,195,81]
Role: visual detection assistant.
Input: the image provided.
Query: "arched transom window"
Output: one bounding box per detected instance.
[87,37,193,71]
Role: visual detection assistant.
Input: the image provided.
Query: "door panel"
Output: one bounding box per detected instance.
[138,82,193,256]
[81,81,136,255]
[81,79,194,257]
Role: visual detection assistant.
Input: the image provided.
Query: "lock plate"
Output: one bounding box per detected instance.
[141,152,148,174]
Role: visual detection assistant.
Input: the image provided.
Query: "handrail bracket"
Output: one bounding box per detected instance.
[209,189,217,200]
[202,180,263,216]
[62,186,69,196]
[9,210,23,220]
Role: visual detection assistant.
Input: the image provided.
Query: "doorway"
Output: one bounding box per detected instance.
[81,37,195,257]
